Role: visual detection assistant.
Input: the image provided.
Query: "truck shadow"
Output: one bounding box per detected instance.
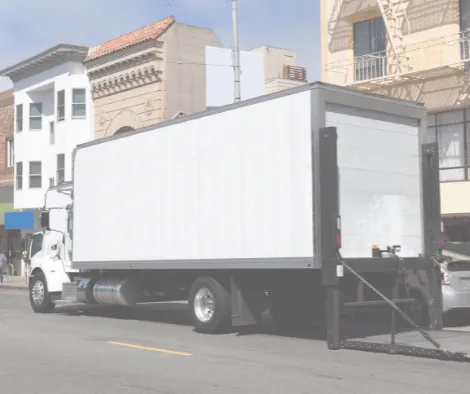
[55,302,193,327]
[53,301,470,343]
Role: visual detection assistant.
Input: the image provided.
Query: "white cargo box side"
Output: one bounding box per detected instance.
[72,83,427,270]
[72,90,315,269]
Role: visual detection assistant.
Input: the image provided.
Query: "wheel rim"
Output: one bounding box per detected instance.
[194,287,215,323]
[32,280,45,306]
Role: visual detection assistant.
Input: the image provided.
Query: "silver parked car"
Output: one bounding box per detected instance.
[441,250,470,314]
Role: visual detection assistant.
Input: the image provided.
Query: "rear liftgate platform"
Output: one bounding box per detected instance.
[318,127,470,362]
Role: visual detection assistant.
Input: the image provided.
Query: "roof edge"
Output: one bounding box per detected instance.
[0,43,90,77]
[84,16,175,62]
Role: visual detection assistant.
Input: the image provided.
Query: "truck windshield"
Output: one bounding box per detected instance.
[30,234,43,259]
[447,260,470,272]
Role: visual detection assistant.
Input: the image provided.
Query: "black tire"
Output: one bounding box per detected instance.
[29,271,55,314]
[189,277,231,334]
[404,291,429,328]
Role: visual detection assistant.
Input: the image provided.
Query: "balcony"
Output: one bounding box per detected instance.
[325,31,470,88]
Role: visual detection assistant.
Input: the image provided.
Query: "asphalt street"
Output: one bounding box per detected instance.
[1,289,470,394]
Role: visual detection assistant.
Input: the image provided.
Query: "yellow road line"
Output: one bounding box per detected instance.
[107,341,193,356]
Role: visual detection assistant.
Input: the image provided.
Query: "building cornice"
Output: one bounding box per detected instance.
[87,51,161,81]
[0,44,90,83]
[91,66,161,99]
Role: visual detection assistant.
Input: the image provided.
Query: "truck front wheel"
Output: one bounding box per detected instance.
[29,271,55,313]
[189,277,231,334]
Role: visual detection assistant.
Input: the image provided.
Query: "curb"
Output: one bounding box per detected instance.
[0,284,28,291]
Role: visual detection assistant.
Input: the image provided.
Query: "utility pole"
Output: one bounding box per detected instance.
[232,0,241,102]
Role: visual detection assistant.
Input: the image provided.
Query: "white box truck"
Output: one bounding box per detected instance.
[27,83,443,335]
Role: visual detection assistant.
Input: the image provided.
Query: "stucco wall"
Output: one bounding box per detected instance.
[161,23,222,120]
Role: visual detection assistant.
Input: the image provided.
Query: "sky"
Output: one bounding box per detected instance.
[0,0,321,93]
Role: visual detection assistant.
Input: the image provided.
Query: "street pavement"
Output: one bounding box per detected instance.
[0,276,28,290]
[1,289,470,394]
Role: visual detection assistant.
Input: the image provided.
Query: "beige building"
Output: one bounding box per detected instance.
[85,16,221,139]
[249,46,308,93]
[321,0,470,240]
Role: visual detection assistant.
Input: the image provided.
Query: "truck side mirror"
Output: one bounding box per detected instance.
[40,210,50,230]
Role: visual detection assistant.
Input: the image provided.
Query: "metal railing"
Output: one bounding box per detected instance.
[354,51,388,82]
[327,31,470,86]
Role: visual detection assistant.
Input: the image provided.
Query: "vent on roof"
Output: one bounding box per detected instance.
[282,65,307,82]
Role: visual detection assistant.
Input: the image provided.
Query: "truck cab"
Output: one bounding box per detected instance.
[28,184,75,313]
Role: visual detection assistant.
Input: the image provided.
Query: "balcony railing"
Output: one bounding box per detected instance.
[354,51,387,82]
[326,31,470,86]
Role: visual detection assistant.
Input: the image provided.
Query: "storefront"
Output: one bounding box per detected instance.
[4,210,36,276]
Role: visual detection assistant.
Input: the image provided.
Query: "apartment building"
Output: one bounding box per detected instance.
[0,44,92,222]
[321,0,470,240]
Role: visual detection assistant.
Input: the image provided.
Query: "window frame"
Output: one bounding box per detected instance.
[57,90,65,122]
[16,161,23,190]
[49,121,55,145]
[71,88,86,119]
[353,16,387,82]
[6,137,14,168]
[428,109,470,183]
[56,153,65,185]
[29,103,43,131]
[30,233,44,259]
[16,104,23,133]
[28,161,42,189]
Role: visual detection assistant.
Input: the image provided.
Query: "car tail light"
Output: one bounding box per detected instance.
[442,271,451,286]
[336,216,341,249]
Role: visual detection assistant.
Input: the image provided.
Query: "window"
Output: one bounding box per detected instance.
[49,177,55,187]
[16,104,23,132]
[461,0,470,62]
[29,103,42,130]
[30,233,43,259]
[57,154,65,184]
[57,90,65,122]
[16,162,23,190]
[427,109,470,182]
[49,122,55,145]
[6,138,14,168]
[353,17,387,81]
[29,161,42,188]
[462,0,470,31]
[72,89,86,118]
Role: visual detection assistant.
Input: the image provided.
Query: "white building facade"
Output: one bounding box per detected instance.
[0,44,93,212]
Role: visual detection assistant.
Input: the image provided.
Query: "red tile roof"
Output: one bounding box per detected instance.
[85,16,175,61]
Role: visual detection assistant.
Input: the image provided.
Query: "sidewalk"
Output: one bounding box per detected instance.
[0,276,28,291]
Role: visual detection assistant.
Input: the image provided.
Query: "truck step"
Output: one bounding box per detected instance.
[61,282,78,302]
[53,299,83,306]
[343,298,416,308]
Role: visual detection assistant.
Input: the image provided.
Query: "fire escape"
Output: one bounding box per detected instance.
[326,0,470,108]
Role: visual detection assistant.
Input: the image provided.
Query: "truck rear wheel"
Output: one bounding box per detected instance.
[189,277,231,334]
[29,271,55,314]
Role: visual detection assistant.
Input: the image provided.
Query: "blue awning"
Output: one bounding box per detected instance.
[5,211,35,230]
